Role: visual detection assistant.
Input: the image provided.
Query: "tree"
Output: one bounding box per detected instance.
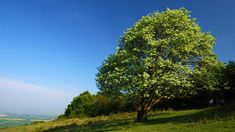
[63,90,135,118]
[64,91,95,118]
[89,92,110,116]
[96,8,217,122]
[224,61,235,100]
[226,61,235,88]
[189,61,227,105]
[90,92,135,116]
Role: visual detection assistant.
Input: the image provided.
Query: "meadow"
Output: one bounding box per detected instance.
[1,101,235,132]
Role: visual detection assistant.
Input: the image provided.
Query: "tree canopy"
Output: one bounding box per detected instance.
[96,8,218,121]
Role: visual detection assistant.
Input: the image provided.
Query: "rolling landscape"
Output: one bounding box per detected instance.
[0,0,235,132]
[0,113,55,129]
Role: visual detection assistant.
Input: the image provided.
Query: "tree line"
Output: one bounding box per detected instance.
[60,61,234,119]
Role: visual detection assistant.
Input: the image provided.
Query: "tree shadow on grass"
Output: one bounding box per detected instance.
[44,119,134,132]
[144,104,235,125]
[44,103,235,132]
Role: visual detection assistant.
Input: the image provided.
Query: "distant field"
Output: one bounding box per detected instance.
[0,114,55,129]
[0,118,30,128]
[1,101,235,132]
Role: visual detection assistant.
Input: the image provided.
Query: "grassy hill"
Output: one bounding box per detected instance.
[1,101,235,132]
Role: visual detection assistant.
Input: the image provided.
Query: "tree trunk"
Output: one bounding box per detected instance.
[136,105,147,122]
[136,98,162,122]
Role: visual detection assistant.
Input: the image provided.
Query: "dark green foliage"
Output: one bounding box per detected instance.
[64,91,95,118]
[224,61,235,100]
[63,91,135,119]
[190,62,228,104]
[89,93,109,116]
[154,61,235,110]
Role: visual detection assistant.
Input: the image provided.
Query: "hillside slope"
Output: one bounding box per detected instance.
[1,101,235,132]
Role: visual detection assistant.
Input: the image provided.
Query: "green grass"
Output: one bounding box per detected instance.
[1,102,235,132]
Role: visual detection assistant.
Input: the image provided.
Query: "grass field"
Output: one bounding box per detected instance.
[1,101,235,132]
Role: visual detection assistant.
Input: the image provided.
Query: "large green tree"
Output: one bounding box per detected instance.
[96,8,217,121]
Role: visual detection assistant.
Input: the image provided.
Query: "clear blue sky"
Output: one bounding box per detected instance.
[0,0,234,115]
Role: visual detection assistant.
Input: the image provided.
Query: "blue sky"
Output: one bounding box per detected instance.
[0,0,234,115]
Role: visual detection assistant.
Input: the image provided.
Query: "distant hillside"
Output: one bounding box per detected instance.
[1,101,235,132]
[0,114,55,129]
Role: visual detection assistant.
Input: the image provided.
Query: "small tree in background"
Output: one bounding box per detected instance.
[96,8,218,122]
[224,61,235,100]
[64,91,95,118]
[190,61,227,105]
[63,91,135,118]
